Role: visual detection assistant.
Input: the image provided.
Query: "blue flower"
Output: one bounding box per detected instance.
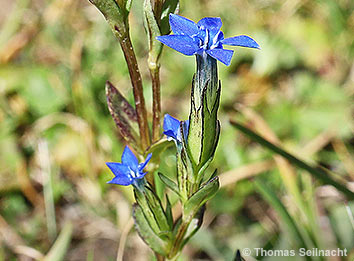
[163,114,189,143]
[156,14,259,66]
[106,146,152,186]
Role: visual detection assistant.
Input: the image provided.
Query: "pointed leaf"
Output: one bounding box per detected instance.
[144,0,163,65]
[135,187,171,236]
[116,0,132,18]
[158,172,180,196]
[181,205,205,248]
[134,189,161,235]
[133,204,168,255]
[106,81,140,151]
[165,195,173,228]
[160,0,180,35]
[144,186,172,233]
[88,0,128,39]
[146,138,172,155]
[183,177,219,221]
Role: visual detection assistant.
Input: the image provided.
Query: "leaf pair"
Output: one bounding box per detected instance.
[133,185,173,255]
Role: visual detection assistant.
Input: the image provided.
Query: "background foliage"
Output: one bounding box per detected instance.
[0,0,353,260]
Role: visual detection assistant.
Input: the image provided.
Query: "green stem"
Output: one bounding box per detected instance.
[155,252,165,261]
[169,219,190,259]
[88,0,151,151]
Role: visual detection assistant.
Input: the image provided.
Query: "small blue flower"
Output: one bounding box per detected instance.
[157,14,259,66]
[106,146,152,186]
[163,114,189,143]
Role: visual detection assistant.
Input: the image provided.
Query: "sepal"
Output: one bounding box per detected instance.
[199,82,221,168]
[176,121,194,200]
[187,74,221,172]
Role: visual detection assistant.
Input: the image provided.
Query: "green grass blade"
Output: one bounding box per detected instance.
[231,120,354,199]
[43,222,73,261]
[254,179,308,251]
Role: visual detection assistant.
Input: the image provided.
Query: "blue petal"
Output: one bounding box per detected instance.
[206,48,234,66]
[107,175,133,186]
[121,146,138,171]
[138,153,152,172]
[221,35,260,49]
[169,14,199,36]
[156,35,199,56]
[163,114,180,140]
[197,17,222,34]
[106,162,131,177]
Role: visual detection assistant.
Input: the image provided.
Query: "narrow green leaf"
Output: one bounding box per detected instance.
[43,222,73,261]
[254,179,308,250]
[88,0,128,39]
[116,0,131,16]
[134,189,161,235]
[144,0,163,65]
[125,0,133,13]
[158,172,180,196]
[146,138,172,155]
[133,204,168,255]
[160,0,180,35]
[165,195,173,228]
[183,177,219,221]
[231,120,354,199]
[135,187,171,236]
[201,169,218,185]
[181,205,205,248]
[144,186,171,233]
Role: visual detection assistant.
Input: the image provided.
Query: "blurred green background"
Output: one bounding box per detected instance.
[0,0,353,260]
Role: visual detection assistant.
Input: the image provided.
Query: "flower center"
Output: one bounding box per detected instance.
[130,169,138,178]
[210,31,222,49]
[196,27,222,51]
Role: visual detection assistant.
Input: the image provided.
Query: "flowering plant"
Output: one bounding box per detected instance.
[87,0,354,260]
[88,0,258,259]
